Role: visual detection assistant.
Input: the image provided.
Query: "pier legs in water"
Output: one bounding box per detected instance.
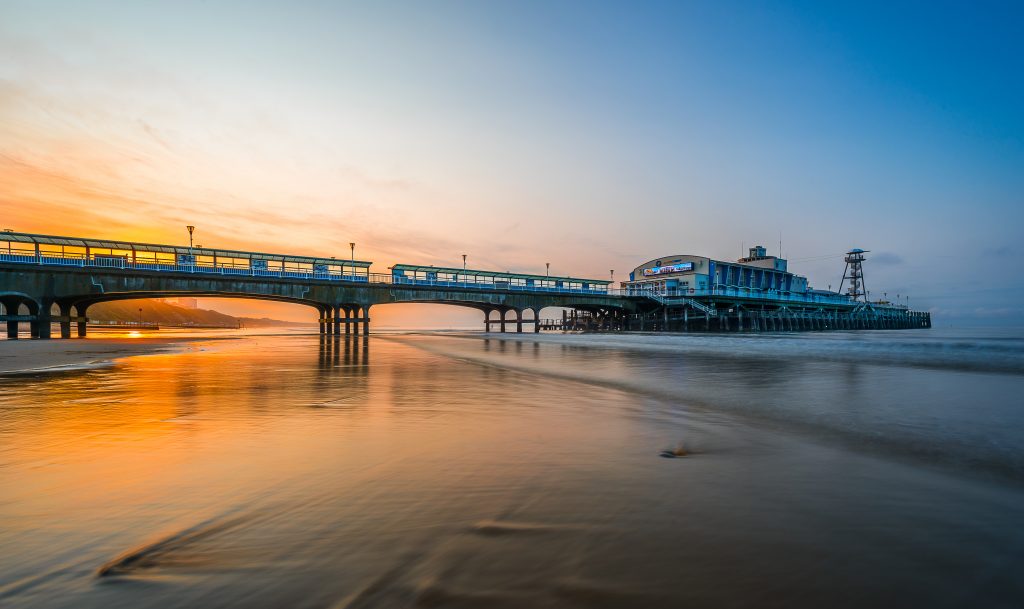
[626,304,930,333]
[319,305,369,336]
[483,308,533,333]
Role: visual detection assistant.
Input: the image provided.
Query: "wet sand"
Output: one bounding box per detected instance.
[2,330,1023,608]
[0,337,202,375]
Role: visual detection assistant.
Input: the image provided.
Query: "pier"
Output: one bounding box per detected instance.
[0,232,930,338]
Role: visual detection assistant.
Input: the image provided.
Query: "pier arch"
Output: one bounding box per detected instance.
[46,292,329,338]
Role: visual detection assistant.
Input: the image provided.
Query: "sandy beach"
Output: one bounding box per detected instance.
[0,337,201,375]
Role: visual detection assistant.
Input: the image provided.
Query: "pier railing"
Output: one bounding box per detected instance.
[0,252,614,297]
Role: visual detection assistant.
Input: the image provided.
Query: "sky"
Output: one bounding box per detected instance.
[1,0,1022,325]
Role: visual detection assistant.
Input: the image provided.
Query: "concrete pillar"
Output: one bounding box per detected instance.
[319,307,327,334]
[344,306,352,335]
[75,303,88,338]
[332,305,342,335]
[353,306,361,336]
[500,309,507,333]
[534,308,541,333]
[2,299,17,340]
[516,309,523,333]
[33,301,51,339]
[362,305,370,335]
[58,302,72,339]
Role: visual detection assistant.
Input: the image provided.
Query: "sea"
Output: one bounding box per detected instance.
[1,327,1023,608]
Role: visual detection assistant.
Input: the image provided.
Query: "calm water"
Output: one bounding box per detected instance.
[1,328,1023,608]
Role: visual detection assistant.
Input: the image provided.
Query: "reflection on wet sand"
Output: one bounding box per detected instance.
[318,334,370,370]
[0,331,1023,608]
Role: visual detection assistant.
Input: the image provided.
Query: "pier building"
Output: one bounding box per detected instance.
[564,245,931,332]
[624,246,811,299]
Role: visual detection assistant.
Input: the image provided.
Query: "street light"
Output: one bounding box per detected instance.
[349,242,355,274]
[610,270,614,282]
[138,307,143,326]
[462,254,467,271]
[546,262,550,277]
[186,225,195,248]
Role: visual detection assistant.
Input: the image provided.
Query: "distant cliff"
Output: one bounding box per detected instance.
[87,300,307,327]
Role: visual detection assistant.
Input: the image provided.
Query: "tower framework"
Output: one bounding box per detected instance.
[839,248,868,302]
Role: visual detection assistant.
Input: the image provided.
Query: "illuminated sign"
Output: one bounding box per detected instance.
[250,259,268,270]
[643,262,693,276]
[177,254,195,265]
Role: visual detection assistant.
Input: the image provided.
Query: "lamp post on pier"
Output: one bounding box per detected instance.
[546,262,550,277]
[186,226,195,270]
[462,254,467,271]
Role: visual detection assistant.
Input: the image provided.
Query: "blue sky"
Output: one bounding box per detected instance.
[1,0,1021,322]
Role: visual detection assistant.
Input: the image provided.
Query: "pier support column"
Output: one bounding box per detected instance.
[534,308,541,333]
[344,306,352,335]
[332,305,342,335]
[32,300,51,339]
[318,307,327,334]
[58,302,72,339]
[353,306,361,336]
[76,303,88,338]
[500,309,508,333]
[515,309,523,333]
[2,299,17,339]
[362,305,370,336]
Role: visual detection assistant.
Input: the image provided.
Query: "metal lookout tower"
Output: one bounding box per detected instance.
[838,248,869,302]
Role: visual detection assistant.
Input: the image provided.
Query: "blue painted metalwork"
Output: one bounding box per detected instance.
[0,232,613,296]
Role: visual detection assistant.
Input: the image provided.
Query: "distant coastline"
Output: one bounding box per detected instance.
[88,300,310,329]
